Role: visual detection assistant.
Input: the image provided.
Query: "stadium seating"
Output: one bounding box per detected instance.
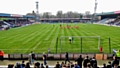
[112,18,120,25]
[98,18,115,24]
[0,19,34,29]
[98,18,109,24]
[98,17,120,26]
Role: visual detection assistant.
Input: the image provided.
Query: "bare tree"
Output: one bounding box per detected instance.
[85,11,92,18]
[42,12,52,18]
[56,10,63,18]
[26,11,91,19]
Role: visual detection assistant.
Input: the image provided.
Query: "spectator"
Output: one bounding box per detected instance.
[55,62,60,68]
[43,52,47,65]
[114,64,118,68]
[60,62,64,68]
[61,62,66,68]
[25,62,30,68]
[90,57,97,67]
[70,62,74,68]
[0,50,4,61]
[62,64,66,68]
[102,63,107,68]
[15,62,21,68]
[21,60,25,68]
[75,55,83,68]
[111,56,119,68]
[65,52,70,64]
[93,63,99,68]
[46,64,49,68]
[8,64,14,68]
[41,63,45,68]
[28,53,32,64]
[31,51,35,64]
[34,62,40,68]
[74,63,80,68]
[83,55,90,68]
[116,50,120,59]
[67,63,70,68]
[107,61,112,68]
[87,63,92,68]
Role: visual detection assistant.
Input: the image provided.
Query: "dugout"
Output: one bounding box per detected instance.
[96,10,120,20]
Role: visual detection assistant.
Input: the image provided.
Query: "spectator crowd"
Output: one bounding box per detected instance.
[6,51,120,68]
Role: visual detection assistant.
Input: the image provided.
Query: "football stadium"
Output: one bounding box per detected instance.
[0,11,120,67]
[1,12,120,54]
[1,0,120,68]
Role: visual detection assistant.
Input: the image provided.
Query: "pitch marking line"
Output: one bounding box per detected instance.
[33,42,41,50]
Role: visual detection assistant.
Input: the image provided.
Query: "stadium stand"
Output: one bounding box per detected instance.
[0,21,10,30]
[104,18,115,24]
[0,13,35,30]
[98,18,115,24]
[96,10,120,27]
[111,18,120,25]
[98,18,109,24]
[40,18,91,23]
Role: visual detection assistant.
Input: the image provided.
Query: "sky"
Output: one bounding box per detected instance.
[0,0,120,15]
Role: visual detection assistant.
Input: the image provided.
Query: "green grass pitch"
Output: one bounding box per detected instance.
[0,23,120,54]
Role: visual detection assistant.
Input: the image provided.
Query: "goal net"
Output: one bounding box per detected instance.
[60,36,101,53]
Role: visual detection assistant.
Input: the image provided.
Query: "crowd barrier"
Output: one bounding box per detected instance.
[7,53,113,60]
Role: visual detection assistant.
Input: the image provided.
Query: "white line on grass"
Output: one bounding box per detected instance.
[31,27,53,50]
[44,26,57,40]
[49,26,59,49]
[72,27,99,50]
[86,25,120,46]
[22,31,40,44]
[78,25,120,48]
[3,34,21,41]
[33,42,41,50]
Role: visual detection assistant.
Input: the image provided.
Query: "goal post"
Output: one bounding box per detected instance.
[60,36,101,53]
